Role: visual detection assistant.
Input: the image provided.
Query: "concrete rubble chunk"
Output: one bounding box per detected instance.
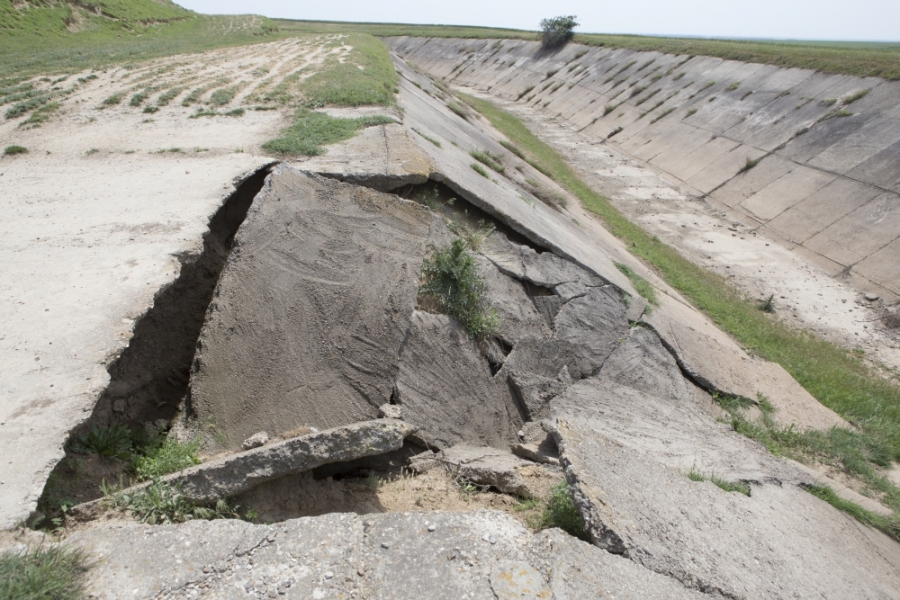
[507,370,568,421]
[395,311,523,449]
[377,403,402,419]
[240,431,268,451]
[504,286,628,382]
[432,444,539,496]
[476,255,552,344]
[164,419,414,503]
[187,166,437,449]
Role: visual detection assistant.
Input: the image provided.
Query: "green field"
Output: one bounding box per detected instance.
[0,0,279,82]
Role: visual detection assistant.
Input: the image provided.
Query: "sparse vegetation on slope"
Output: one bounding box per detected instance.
[455,91,900,531]
[300,34,398,107]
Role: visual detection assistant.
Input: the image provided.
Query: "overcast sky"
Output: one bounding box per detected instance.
[176,0,899,42]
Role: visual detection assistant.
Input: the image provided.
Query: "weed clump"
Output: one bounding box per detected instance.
[470,149,504,173]
[419,237,499,338]
[687,468,751,496]
[0,545,89,600]
[535,482,589,540]
[738,156,760,174]
[470,163,489,178]
[103,479,238,525]
[4,145,28,155]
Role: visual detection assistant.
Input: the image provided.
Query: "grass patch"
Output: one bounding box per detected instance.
[456,92,900,497]
[225,108,245,117]
[650,107,676,124]
[142,105,159,114]
[412,127,442,147]
[5,95,50,119]
[843,88,871,104]
[470,162,489,178]
[102,478,238,525]
[189,109,219,119]
[131,436,202,481]
[804,485,898,538]
[0,545,89,600]
[419,237,499,338]
[529,482,589,541]
[686,467,751,496]
[209,86,237,106]
[614,262,658,308]
[156,87,183,106]
[20,101,61,127]
[300,34,397,107]
[470,149,504,173]
[4,145,28,155]
[101,92,124,107]
[499,140,525,159]
[447,100,472,120]
[263,110,393,156]
[129,90,149,107]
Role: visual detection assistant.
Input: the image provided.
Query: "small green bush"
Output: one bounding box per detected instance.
[102,92,124,106]
[419,237,499,338]
[470,163,489,178]
[209,86,237,106]
[540,482,589,540]
[470,149,504,173]
[4,145,28,155]
[0,546,88,600]
[540,15,579,49]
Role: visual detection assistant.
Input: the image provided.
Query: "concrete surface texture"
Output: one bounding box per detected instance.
[68,512,707,599]
[388,36,900,368]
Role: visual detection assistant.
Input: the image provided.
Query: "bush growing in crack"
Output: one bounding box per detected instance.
[418,237,499,338]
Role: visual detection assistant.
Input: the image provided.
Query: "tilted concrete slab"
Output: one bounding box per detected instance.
[187,167,439,450]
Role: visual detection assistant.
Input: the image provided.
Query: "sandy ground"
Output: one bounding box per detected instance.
[470,91,900,374]
[0,36,350,529]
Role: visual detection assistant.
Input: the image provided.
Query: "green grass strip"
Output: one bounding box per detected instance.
[804,484,899,540]
[263,110,394,156]
[300,34,398,107]
[457,91,900,467]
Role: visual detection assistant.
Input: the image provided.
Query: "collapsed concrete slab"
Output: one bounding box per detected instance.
[69,511,707,599]
[187,167,440,450]
[395,311,524,449]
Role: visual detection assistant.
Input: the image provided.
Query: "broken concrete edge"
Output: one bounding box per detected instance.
[15,160,281,531]
[636,318,765,409]
[69,419,418,519]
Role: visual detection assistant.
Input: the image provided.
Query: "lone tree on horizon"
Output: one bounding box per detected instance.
[540,15,579,49]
